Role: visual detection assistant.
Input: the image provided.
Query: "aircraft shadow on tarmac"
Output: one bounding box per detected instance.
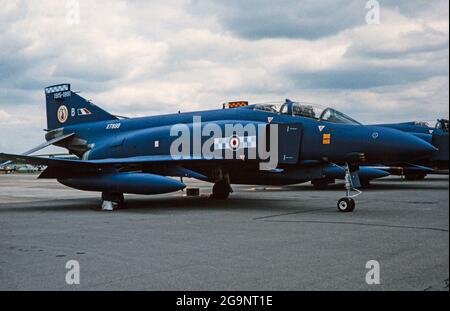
[0,195,297,214]
[282,179,449,192]
[0,177,447,213]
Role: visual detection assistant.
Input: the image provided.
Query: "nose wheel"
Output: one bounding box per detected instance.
[337,197,355,212]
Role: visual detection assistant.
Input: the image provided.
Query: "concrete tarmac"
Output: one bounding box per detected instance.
[0,174,448,291]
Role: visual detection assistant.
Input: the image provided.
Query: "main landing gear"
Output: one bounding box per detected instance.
[210,174,233,200]
[101,192,125,211]
[336,163,362,213]
[312,178,334,190]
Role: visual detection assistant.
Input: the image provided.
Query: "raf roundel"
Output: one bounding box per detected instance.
[229,136,241,150]
[57,105,69,124]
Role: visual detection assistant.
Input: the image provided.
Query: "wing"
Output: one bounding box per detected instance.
[0,153,89,168]
[0,153,224,167]
[0,153,229,180]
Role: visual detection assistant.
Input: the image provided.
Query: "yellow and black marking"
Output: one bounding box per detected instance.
[323,133,331,145]
[225,101,249,109]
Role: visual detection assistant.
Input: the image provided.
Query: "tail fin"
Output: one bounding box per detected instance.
[45,84,117,130]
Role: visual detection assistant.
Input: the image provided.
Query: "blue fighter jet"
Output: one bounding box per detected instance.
[373,119,449,180]
[0,84,437,212]
[308,118,449,188]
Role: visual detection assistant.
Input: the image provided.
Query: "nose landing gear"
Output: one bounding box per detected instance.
[336,163,362,212]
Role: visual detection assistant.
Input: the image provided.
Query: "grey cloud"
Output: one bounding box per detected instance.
[189,0,449,41]
[289,65,448,90]
[346,26,449,59]
[189,0,367,40]
[382,0,449,19]
[0,0,448,152]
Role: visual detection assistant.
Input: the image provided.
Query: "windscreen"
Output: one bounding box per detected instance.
[292,103,361,125]
[253,101,361,125]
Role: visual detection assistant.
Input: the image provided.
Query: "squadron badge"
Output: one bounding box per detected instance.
[57,105,69,123]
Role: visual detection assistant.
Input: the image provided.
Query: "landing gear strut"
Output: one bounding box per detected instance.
[336,163,362,212]
[101,192,125,211]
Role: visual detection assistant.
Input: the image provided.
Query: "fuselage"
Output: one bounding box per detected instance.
[57,105,436,169]
[375,120,449,170]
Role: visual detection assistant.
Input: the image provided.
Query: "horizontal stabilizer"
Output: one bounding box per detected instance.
[25,133,75,156]
[0,133,75,168]
[0,153,87,167]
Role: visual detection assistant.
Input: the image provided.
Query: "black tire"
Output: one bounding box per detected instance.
[349,198,356,210]
[312,180,330,190]
[337,197,355,212]
[360,179,371,188]
[211,181,231,200]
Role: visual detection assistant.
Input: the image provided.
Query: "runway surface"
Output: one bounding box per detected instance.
[0,174,448,291]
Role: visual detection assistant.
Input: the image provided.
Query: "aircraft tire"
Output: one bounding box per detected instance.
[337,197,355,212]
[360,179,371,188]
[211,181,231,200]
[312,179,330,190]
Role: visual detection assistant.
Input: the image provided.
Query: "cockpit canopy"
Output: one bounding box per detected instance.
[414,120,449,133]
[253,100,361,125]
[436,119,449,132]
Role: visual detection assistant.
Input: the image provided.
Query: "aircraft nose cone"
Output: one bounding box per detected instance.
[416,138,438,154]
[396,133,438,159]
[368,127,438,162]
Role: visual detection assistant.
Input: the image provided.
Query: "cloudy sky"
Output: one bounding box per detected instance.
[0,0,448,153]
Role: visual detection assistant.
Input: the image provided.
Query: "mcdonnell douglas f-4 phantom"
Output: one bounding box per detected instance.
[0,84,437,212]
[373,119,449,180]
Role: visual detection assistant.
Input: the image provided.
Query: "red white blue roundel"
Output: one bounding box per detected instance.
[214,136,257,150]
[229,136,241,150]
